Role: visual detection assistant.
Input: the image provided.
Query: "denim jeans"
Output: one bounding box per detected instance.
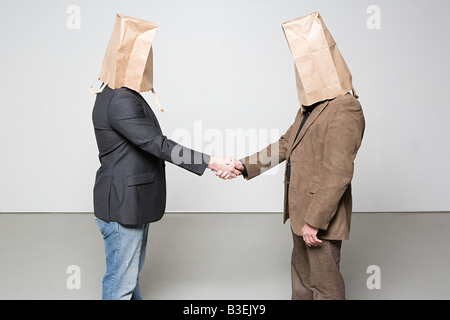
[95,218,149,300]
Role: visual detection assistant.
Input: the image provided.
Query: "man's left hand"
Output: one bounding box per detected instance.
[302,223,323,247]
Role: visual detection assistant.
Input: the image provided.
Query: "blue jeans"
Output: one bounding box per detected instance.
[95,218,149,300]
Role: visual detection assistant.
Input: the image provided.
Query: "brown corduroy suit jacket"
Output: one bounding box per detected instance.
[241,94,365,240]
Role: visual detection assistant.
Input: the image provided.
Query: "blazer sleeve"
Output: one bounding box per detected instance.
[107,91,210,176]
[240,109,302,180]
[304,98,365,230]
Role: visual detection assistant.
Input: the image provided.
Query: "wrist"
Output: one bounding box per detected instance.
[207,156,217,170]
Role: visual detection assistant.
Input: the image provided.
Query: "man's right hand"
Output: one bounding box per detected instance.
[207,157,243,180]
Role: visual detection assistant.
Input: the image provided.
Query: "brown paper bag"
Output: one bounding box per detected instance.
[94,13,164,111]
[282,12,357,106]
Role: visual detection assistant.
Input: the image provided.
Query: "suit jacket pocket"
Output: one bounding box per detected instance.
[126,172,156,187]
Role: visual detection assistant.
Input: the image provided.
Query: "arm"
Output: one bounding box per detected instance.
[108,92,210,175]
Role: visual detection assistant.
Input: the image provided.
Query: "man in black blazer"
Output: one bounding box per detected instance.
[92,14,243,300]
[92,85,242,299]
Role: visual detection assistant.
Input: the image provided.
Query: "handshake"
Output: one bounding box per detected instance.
[207,156,244,180]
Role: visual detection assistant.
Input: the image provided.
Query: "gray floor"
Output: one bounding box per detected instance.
[0,212,449,300]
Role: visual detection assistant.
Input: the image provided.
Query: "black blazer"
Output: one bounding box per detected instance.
[92,86,210,225]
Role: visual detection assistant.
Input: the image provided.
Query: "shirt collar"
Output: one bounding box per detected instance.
[301,99,327,114]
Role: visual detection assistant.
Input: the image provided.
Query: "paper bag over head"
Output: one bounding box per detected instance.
[282,12,357,107]
[96,13,164,111]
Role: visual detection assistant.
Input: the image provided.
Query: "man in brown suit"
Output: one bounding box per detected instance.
[229,13,365,300]
[239,93,365,299]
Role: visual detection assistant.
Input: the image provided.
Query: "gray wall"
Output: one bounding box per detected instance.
[1,0,449,213]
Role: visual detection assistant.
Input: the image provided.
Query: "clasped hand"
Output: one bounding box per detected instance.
[207,157,244,180]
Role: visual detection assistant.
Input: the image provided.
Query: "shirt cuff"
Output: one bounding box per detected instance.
[240,161,248,178]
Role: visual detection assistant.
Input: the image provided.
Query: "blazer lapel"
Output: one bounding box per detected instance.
[288,100,329,155]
